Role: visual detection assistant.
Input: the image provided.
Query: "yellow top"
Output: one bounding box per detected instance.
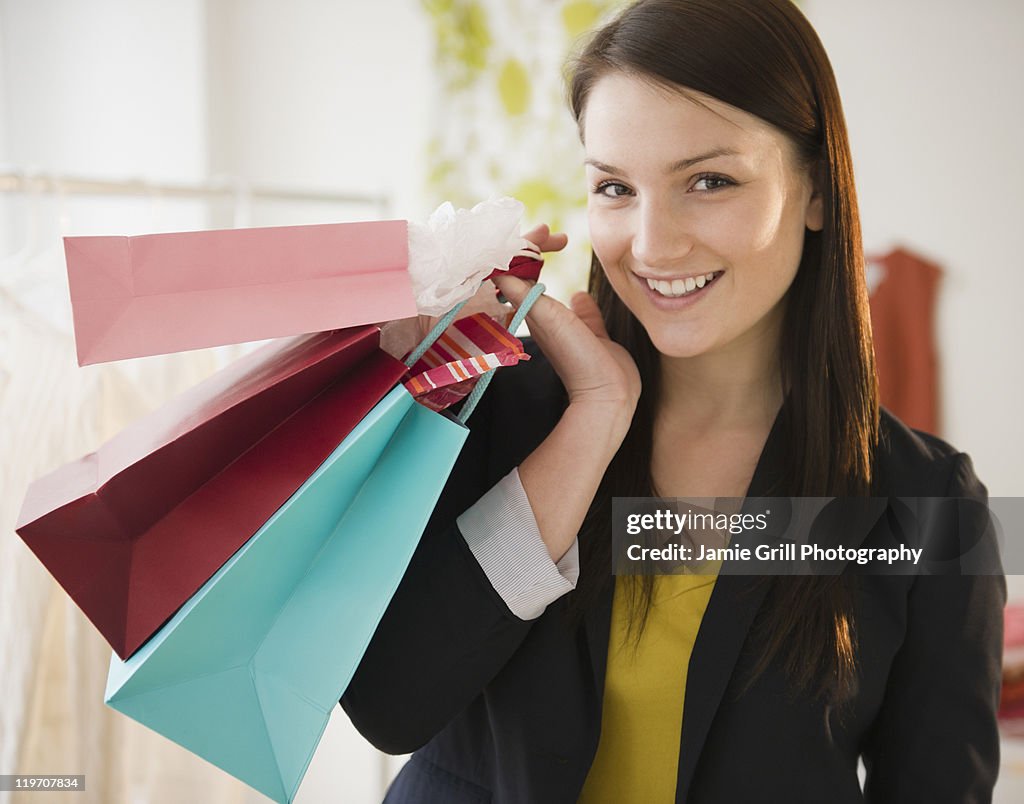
[577,565,719,803]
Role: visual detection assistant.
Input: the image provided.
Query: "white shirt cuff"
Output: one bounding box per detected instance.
[457,467,580,620]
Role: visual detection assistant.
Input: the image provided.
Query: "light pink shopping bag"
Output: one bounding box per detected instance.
[65,220,416,365]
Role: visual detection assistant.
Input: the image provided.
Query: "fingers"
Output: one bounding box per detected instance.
[491,274,537,306]
[522,223,549,244]
[522,223,569,254]
[492,274,561,331]
[540,231,569,252]
[493,275,609,345]
[570,291,610,340]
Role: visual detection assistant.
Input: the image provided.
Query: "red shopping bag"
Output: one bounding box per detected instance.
[16,326,407,659]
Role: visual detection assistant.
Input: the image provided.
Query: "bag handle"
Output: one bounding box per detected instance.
[402,282,547,425]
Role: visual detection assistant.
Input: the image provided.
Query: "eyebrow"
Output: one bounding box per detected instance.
[584,146,740,176]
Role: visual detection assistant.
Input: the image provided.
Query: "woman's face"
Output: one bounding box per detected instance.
[583,72,823,360]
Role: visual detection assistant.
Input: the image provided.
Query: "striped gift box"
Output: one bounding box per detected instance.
[403,313,529,412]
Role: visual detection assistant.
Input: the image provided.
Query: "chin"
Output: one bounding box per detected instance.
[644,329,718,359]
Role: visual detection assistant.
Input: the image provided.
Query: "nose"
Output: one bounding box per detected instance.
[631,198,694,270]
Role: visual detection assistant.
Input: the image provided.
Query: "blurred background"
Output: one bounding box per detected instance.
[0,0,1021,802]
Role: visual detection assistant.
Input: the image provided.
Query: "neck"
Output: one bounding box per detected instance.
[656,312,785,433]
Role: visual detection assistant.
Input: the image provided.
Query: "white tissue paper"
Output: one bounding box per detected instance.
[407,196,533,316]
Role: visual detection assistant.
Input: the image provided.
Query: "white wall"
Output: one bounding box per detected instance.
[0,0,206,179]
[205,0,432,226]
[0,0,209,244]
[804,0,1024,499]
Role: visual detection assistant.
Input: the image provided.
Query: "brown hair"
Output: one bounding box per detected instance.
[564,0,878,703]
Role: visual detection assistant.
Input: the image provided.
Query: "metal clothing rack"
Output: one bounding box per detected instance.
[0,169,391,215]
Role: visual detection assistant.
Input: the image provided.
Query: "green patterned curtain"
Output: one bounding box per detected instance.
[421,0,627,300]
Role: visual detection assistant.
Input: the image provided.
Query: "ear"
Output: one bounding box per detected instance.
[804,161,825,232]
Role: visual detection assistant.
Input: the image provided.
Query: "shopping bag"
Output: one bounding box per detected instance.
[103,284,547,804]
[16,325,408,659]
[65,219,416,365]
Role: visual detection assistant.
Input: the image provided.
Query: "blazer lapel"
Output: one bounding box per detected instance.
[673,575,772,801]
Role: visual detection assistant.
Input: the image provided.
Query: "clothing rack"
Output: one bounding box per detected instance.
[0,169,390,214]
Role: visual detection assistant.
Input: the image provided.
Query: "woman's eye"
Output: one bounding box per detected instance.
[593,180,632,198]
[691,174,734,192]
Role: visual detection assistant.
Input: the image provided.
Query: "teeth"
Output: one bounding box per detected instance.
[645,272,717,298]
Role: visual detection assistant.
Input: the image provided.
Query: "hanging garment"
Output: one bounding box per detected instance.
[866,247,942,435]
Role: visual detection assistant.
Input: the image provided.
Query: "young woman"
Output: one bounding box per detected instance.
[342,1,1005,801]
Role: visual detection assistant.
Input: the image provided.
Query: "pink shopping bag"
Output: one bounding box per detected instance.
[65,220,416,365]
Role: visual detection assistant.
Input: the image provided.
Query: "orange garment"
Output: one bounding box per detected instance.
[866,247,942,435]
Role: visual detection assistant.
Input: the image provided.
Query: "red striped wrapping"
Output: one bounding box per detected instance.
[403,313,529,412]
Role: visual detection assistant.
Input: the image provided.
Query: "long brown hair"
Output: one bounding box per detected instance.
[563,0,879,703]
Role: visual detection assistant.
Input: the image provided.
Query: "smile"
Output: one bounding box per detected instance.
[633,270,723,307]
[645,272,720,298]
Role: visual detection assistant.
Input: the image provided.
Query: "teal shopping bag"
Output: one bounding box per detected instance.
[104,284,546,803]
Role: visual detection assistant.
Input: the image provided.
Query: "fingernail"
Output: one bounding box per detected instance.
[495,288,508,304]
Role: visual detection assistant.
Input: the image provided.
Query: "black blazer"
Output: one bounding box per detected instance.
[341,338,1006,803]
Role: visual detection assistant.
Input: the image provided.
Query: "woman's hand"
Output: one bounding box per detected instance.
[491,225,642,563]
[493,224,641,422]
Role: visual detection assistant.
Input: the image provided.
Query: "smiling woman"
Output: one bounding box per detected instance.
[341,2,1006,802]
